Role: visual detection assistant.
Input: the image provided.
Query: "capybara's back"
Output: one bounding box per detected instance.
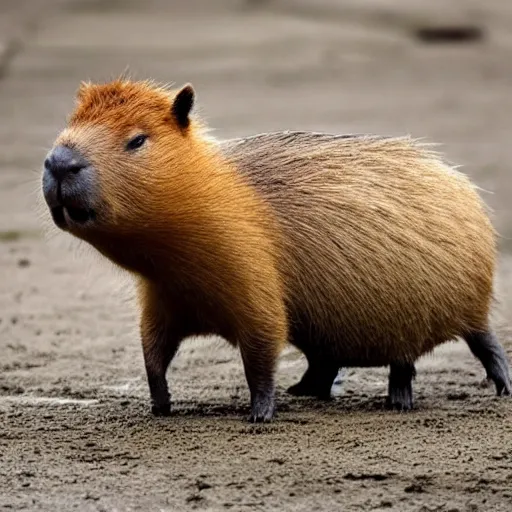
[222,132,509,408]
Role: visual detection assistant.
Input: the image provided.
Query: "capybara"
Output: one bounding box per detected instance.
[41,79,511,422]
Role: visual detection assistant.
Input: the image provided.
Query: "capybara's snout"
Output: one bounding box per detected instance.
[42,145,97,229]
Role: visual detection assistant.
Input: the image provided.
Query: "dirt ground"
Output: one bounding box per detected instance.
[1,1,512,511]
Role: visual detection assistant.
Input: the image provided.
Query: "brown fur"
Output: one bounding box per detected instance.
[46,79,507,420]
[221,131,496,365]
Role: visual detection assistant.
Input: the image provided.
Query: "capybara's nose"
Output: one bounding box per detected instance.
[44,145,88,181]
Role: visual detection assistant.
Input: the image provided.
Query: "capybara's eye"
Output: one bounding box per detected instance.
[125,134,148,152]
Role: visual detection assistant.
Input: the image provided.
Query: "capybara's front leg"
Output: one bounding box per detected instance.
[139,281,183,417]
[141,322,181,417]
[240,339,279,423]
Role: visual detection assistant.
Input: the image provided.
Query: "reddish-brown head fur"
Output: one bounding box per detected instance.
[53,80,208,240]
[70,79,192,132]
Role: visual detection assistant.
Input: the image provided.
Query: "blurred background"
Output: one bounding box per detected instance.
[2,1,512,510]
[2,0,512,239]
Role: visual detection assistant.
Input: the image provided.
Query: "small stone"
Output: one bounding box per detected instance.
[196,479,212,491]
[186,494,203,503]
[404,483,425,493]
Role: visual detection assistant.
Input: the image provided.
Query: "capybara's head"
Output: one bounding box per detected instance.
[42,80,197,237]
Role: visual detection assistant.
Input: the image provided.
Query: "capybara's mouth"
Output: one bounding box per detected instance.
[51,205,95,229]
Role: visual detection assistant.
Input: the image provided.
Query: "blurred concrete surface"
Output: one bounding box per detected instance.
[1,0,512,242]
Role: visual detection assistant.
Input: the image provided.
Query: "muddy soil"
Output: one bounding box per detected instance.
[1,1,512,511]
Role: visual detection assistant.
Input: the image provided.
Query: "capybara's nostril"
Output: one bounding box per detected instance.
[45,145,88,181]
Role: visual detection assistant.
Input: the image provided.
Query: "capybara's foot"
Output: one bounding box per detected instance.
[287,379,317,397]
[489,364,512,397]
[386,387,413,411]
[151,402,171,417]
[286,360,339,400]
[464,330,511,396]
[387,362,416,411]
[287,379,332,400]
[249,391,275,423]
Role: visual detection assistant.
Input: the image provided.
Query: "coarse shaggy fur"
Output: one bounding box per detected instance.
[221,131,496,365]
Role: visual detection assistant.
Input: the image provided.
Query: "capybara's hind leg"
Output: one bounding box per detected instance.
[287,355,339,400]
[387,363,416,411]
[464,329,511,396]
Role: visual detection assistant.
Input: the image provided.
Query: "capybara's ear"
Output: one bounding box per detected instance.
[171,84,195,130]
[76,80,91,102]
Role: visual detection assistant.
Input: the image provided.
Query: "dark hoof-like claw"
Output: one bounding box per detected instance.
[464,330,511,397]
[487,361,511,397]
[495,377,511,397]
[287,381,332,400]
[287,381,315,397]
[151,403,171,417]
[386,393,413,412]
[286,363,339,400]
[248,393,275,423]
[248,412,274,423]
